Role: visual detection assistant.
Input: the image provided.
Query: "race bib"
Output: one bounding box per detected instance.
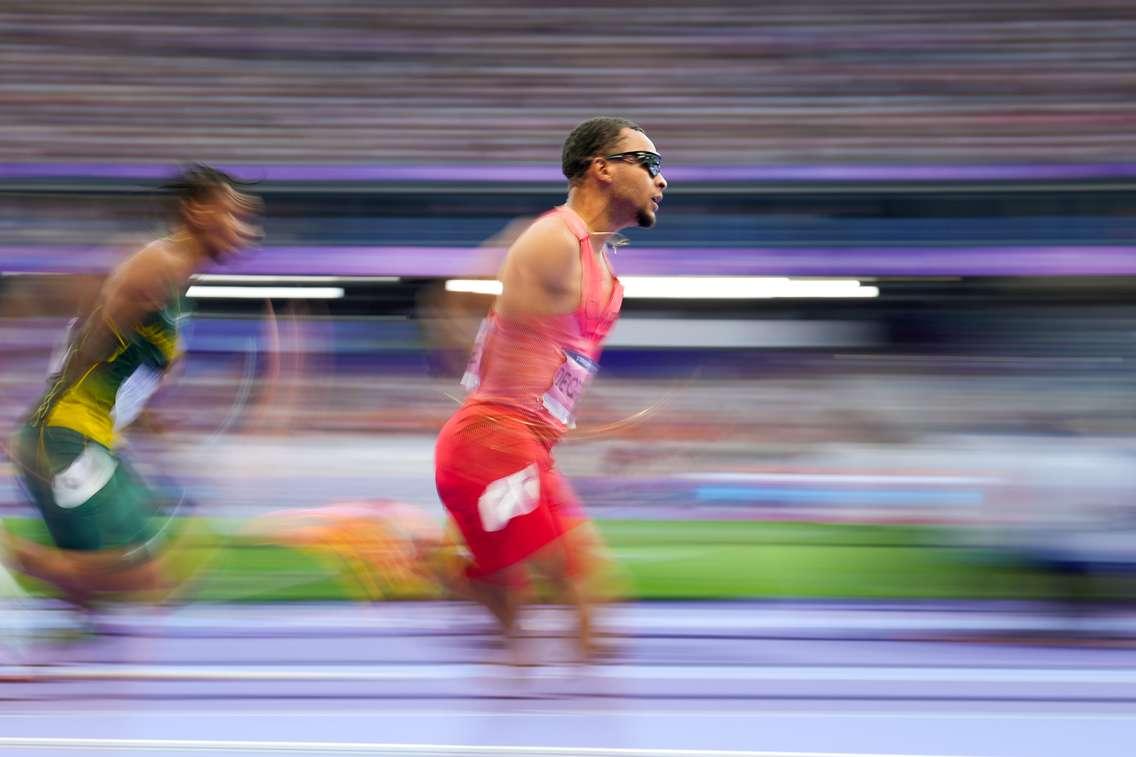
[112,364,164,431]
[460,317,492,392]
[541,349,598,428]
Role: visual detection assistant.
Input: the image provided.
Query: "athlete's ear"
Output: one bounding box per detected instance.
[589,156,615,185]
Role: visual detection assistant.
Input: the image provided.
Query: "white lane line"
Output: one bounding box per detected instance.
[0,737,989,757]
[64,609,1136,634]
[3,663,1136,685]
[682,473,997,485]
[0,709,1133,722]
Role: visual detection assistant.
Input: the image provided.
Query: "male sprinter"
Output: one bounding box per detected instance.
[4,164,261,607]
[435,117,666,661]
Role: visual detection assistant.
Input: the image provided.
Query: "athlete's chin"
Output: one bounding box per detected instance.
[207,245,241,264]
[206,245,233,263]
[208,235,258,263]
[635,208,657,228]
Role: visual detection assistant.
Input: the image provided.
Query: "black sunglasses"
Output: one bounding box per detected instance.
[602,151,662,178]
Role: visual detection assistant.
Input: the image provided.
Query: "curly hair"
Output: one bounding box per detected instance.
[561,117,644,185]
[159,162,252,221]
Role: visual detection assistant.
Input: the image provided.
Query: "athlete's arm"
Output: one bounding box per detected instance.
[496,216,580,319]
[56,244,177,383]
[417,216,537,374]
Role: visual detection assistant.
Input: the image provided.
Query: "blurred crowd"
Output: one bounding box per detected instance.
[3,0,1136,165]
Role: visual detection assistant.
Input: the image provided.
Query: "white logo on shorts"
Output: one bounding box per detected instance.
[478,464,540,532]
[51,445,118,510]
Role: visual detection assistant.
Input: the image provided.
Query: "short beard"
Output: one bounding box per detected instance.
[635,208,656,228]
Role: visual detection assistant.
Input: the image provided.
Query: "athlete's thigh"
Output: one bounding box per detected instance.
[540,460,585,523]
[24,427,157,551]
[436,410,565,576]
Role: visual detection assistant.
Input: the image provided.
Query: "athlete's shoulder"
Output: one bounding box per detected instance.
[517,210,577,247]
[103,239,181,309]
[506,211,579,272]
[126,238,180,273]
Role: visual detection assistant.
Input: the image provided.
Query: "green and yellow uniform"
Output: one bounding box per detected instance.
[11,296,186,552]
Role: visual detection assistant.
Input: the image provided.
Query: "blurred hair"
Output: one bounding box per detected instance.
[159,162,248,221]
[562,117,644,185]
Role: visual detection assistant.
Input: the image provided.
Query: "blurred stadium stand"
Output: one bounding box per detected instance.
[2,0,1136,165]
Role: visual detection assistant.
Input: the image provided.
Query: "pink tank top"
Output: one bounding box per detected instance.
[461,205,624,435]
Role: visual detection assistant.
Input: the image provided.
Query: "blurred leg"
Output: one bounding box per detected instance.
[3,530,172,606]
[528,467,620,662]
[529,527,603,661]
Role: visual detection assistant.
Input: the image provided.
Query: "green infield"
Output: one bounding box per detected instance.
[3,517,1129,602]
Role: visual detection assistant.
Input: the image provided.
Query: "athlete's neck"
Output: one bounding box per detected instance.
[564,192,625,254]
[165,227,210,269]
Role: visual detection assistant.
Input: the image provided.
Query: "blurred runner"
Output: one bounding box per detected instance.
[435,117,667,662]
[245,499,452,602]
[3,164,261,609]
